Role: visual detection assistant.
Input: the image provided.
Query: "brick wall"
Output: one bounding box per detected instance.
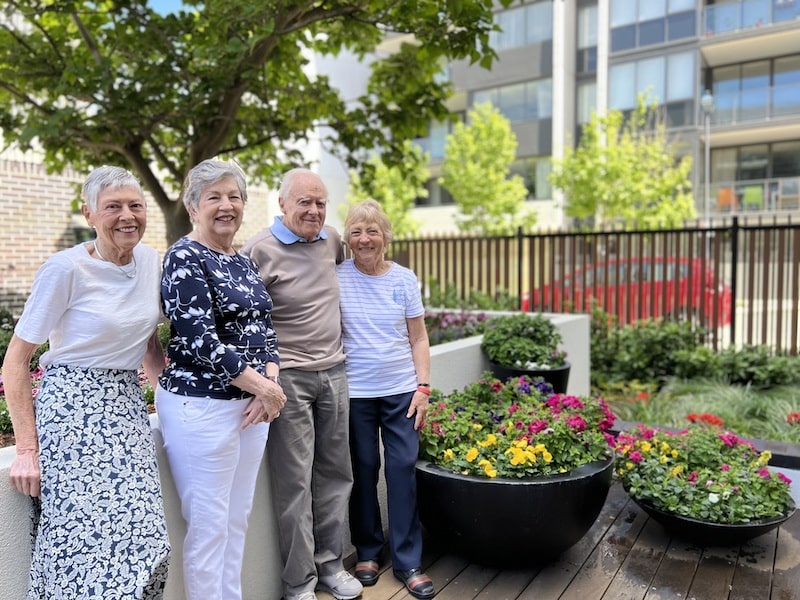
[0,158,276,316]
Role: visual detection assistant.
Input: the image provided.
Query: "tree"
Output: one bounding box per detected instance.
[344,140,428,238]
[550,94,695,230]
[0,0,512,244]
[440,102,535,235]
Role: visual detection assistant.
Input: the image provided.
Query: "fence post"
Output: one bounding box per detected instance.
[730,216,739,347]
[517,226,524,310]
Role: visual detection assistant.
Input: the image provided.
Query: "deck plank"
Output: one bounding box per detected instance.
[557,488,646,600]
[684,544,737,600]
[728,529,778,600]
[473,569,540,600]
[521,491,648,599]
[640,538,700,600]
[771,510,800,600]
[598,515,671,599]
[349,480,800,600]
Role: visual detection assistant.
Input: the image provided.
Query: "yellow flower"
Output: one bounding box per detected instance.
[478,434,497,448]
[505,446,528,466]
[669,465,684,477]
[466,447,479,462]
[640,441,652,453]
[542,450,553,463]
[443,449,454,462]
[472,423,483,431]
[659,455,669,464]
[478,459,497,477]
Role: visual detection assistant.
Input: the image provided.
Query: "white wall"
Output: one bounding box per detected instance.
[0,312,590,599]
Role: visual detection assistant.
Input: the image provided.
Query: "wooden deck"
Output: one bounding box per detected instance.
[323,480,800,600]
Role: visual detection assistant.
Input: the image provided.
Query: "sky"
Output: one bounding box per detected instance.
[149,0,185,15]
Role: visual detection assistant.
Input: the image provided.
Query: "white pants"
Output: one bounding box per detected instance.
[156,388,269,600]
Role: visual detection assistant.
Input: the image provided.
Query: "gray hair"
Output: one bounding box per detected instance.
[344,199,394,245]
[279,167,325,199]
[180,159,248,211]
[82,166,144,211]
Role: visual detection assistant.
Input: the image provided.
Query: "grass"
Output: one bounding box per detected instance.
[606,378,800,444]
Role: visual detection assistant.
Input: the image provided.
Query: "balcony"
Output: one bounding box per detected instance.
[701,1,800,66]
[704,0,800,36]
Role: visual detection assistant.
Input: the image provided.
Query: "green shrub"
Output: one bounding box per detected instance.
[591,315,706,388]
[674,344,800,388]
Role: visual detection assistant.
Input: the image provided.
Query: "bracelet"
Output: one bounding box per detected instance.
[266,375,281,386]
[417,385,431,396]
[418,382,430,387]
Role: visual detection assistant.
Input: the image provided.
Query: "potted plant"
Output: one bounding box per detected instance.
[480,313,570,392]
[416,372,617,565]
[615,424,796,545]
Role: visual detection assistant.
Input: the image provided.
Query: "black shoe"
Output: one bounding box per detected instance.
[394,568,435,599]
[354,560,380,586]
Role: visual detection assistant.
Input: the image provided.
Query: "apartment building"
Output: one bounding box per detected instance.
[410,0,800,233]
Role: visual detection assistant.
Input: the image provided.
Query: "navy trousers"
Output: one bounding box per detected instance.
[348,391,423,571]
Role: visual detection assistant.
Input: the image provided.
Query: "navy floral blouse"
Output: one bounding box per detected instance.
[160,237,279,400]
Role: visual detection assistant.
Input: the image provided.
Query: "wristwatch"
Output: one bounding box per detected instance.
[266,375,281,386]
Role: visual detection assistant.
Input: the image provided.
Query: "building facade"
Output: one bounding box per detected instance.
[410,0,800,233]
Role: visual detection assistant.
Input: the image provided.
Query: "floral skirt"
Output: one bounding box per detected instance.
[29,364,170,599]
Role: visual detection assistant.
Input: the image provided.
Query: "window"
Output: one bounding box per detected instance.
[577,5,598,74]
[610,0,695,51]
[609,51,695,116]
[473,79,553,123]
[510,156,552,200]
[416,179,454,207]
[577,82,597,125]
[490,1,553,51]
[772,141,800,178]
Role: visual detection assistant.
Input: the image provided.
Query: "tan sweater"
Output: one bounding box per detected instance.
[241,224,345,371]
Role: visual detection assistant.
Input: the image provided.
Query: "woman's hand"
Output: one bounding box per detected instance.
[406,390,429,431]
[241,377,286,428]
[9,449,40,497]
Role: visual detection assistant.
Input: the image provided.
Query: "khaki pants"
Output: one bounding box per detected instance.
[267,362,353,597]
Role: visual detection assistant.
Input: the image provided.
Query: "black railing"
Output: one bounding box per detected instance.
[384,217,800,355]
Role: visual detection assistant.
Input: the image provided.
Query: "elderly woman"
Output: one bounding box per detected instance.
[156,158,285,600]
[2,166,170,598]
[336,200,435,600]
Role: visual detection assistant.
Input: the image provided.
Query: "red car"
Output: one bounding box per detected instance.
[522,257,732,326]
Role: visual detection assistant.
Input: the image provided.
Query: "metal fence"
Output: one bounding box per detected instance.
[385,216,800,355]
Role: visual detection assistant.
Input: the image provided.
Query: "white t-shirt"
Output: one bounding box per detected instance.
[336,259,424,398]
[15,242,162,370]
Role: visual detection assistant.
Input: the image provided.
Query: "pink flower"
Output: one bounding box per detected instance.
[566,415,587,432]
[629,450,643,463]
[720,464,730,472]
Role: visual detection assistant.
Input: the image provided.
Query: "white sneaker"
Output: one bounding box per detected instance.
[284,592,317,600]
[317,570,363,600]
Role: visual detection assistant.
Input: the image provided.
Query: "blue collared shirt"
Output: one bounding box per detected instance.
[269,216,328,244]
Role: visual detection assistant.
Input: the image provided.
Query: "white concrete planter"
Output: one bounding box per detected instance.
[0,312,589,599]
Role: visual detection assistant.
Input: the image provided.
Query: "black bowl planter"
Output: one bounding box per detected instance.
[632,498,798,546]
[490,361,571,394]
[415,454,613,566]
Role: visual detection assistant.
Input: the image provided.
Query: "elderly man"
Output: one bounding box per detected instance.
[241,168,361,600]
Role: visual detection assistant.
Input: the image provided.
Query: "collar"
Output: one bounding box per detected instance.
[269,216,328,244]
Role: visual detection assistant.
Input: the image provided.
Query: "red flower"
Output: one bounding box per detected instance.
[686,413,723,427]
[787,412,800,426]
